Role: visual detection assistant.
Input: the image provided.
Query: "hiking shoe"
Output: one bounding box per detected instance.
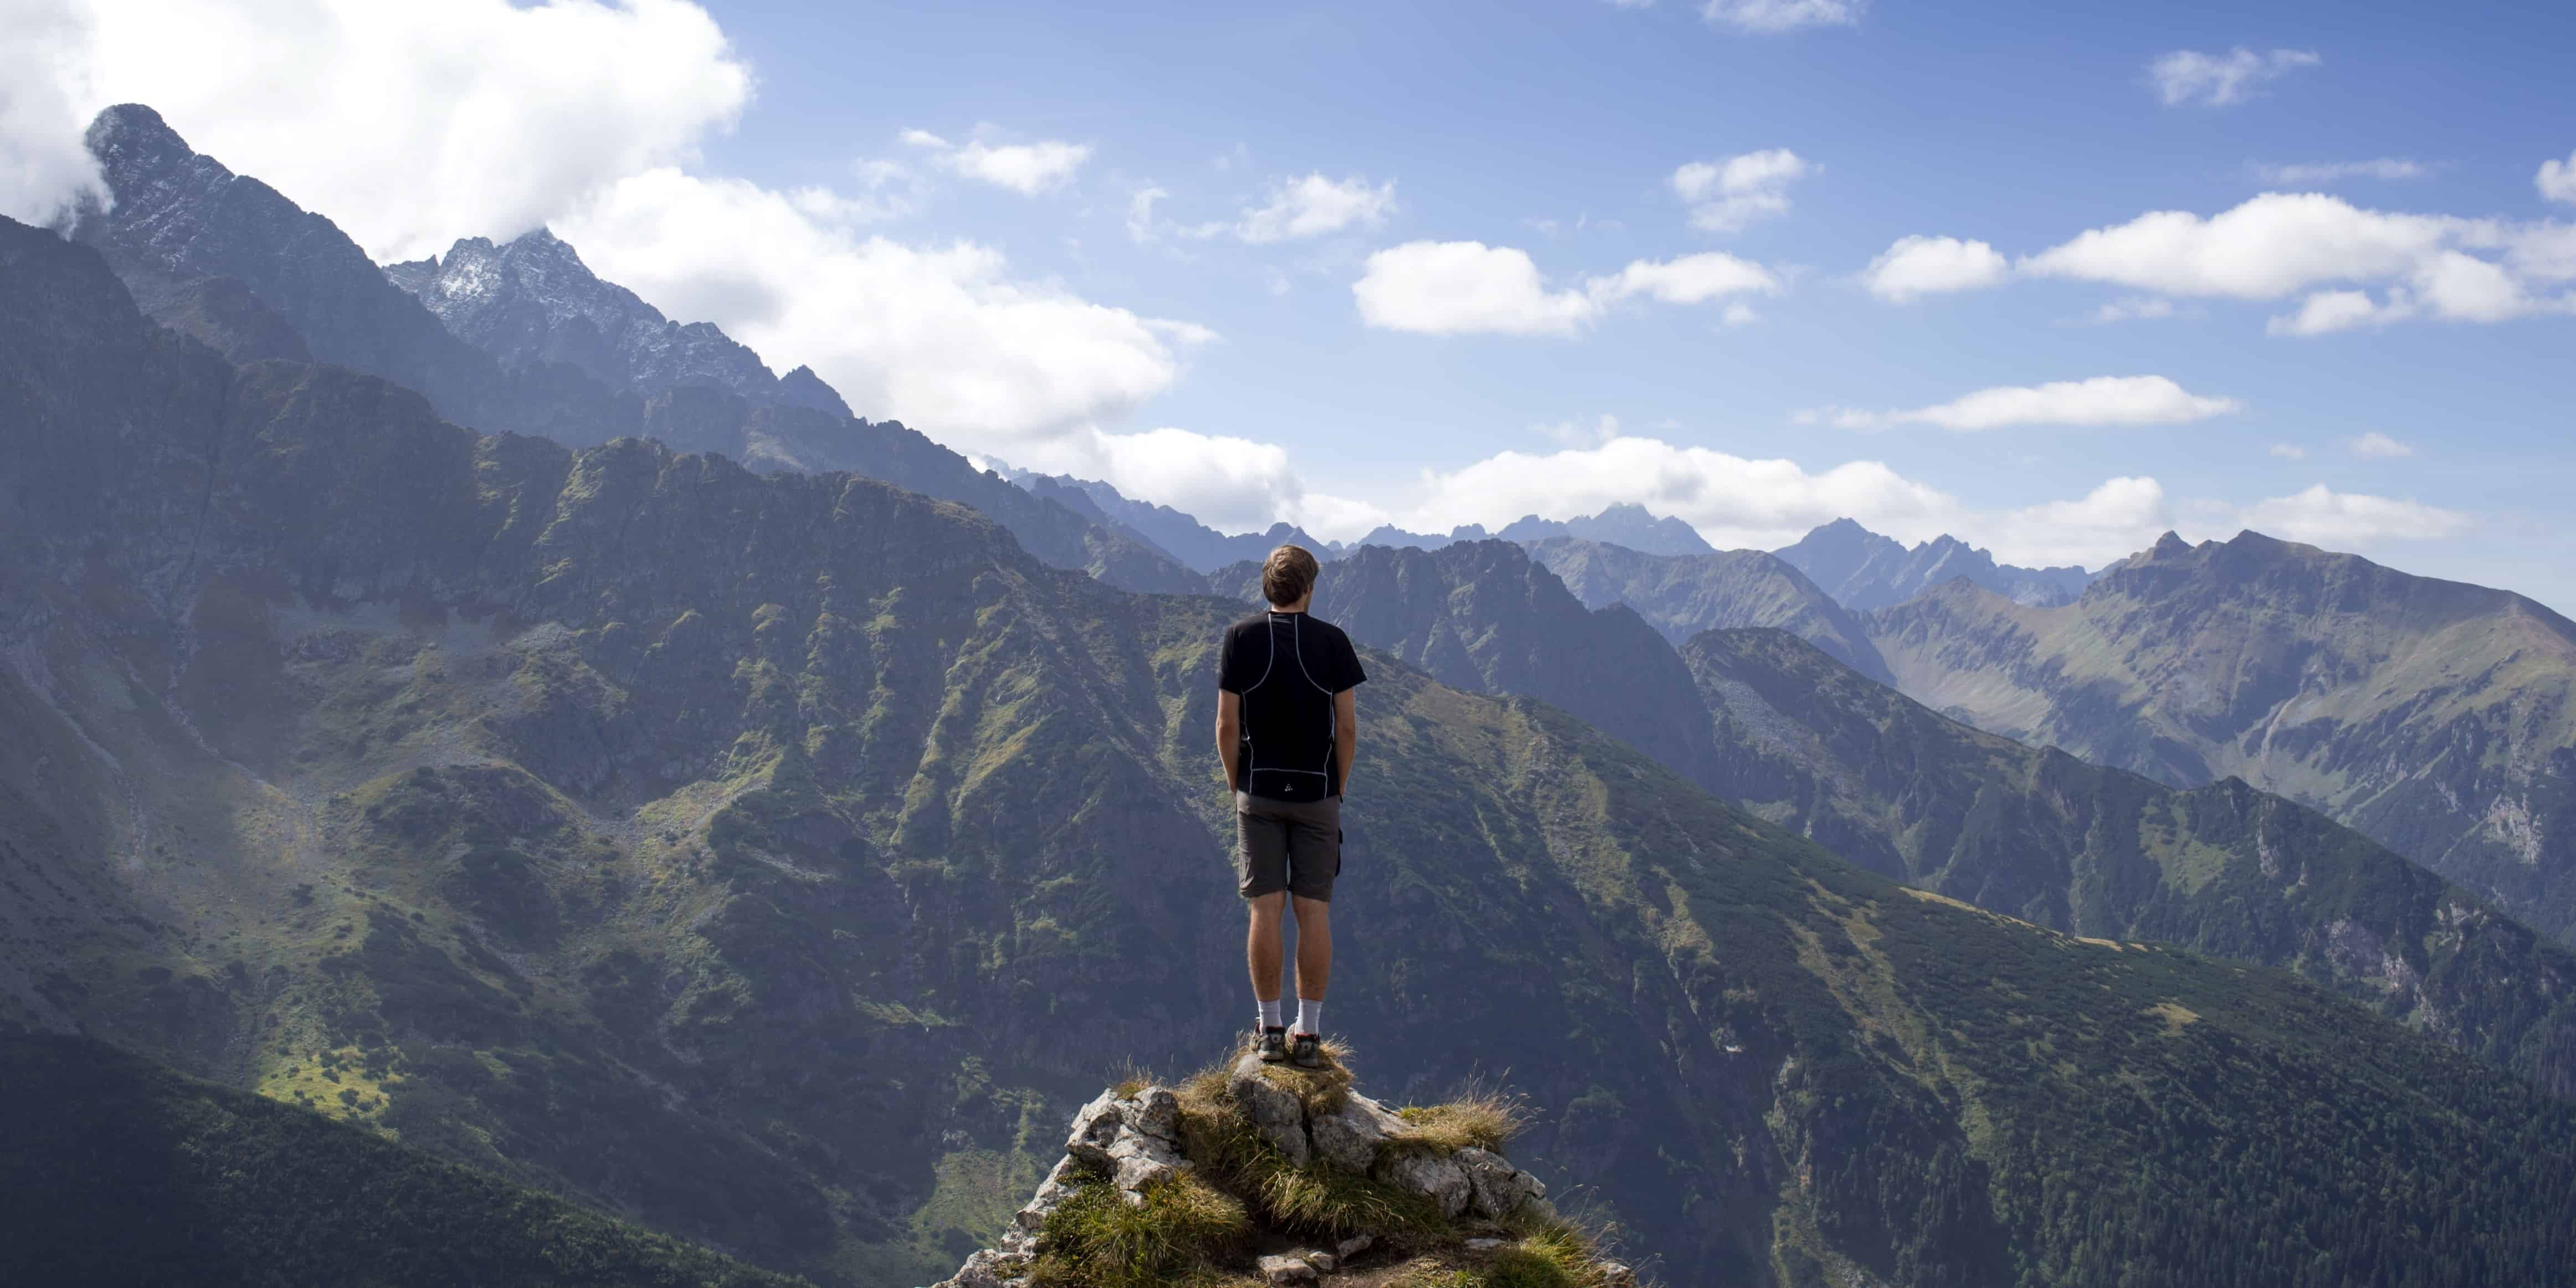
[1290,1032,1325,1069]
[1256,1027,1290,1063]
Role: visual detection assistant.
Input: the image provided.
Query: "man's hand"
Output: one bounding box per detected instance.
[1216,689,1243,788]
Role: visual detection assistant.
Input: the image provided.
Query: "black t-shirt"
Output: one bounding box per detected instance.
[1218,611,1367,801]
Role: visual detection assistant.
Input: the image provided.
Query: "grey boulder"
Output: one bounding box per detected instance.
[1372,1147,1471,1219]
[1228,1053,1312,1167]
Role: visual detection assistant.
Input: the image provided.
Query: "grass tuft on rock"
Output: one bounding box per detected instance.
[1174,1056,1446,1240]
[1238,1034,1357,1116]
[1394,1080,1527,1153]
[1029,1169,1252,1288]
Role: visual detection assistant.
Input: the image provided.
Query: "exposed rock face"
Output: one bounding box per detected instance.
[1774,517,2093,610]
[1229,1055,1316,1167]
[383,229,838,414]
[1526,535,1893,681]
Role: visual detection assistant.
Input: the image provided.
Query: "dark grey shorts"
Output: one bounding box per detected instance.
[1237,791,1342,902]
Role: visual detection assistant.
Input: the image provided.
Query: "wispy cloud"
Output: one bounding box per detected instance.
[1671,148,1814,233]
[1810,376,2243,432]
[2349,431,2415,458]
[2148,47,2321,107]
[1700,0,1860,32]
[2252,158,2428,184]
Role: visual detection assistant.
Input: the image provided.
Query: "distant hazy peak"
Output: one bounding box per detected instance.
[1775,517,2095,611]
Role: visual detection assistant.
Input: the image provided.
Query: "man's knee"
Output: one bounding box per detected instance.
[1290,895,1329,926]
[1248,891,1287,922]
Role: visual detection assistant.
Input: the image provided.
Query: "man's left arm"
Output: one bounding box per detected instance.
[1333,688,1357,795]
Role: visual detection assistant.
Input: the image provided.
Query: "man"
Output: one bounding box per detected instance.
[1215,544,1364,1070]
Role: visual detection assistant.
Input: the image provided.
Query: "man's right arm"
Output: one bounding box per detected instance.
[1215,689,1241,789]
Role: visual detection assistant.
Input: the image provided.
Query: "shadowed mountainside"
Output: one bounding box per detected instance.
[0,1029,803,1288]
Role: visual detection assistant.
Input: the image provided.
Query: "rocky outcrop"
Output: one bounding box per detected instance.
[928,1056,1607,1288]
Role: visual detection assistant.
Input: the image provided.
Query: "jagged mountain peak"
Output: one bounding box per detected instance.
[84,102,186,163]
[1776,517,2095,610]
[383,223,805,408]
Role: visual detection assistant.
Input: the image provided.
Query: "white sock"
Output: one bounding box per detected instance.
[1295,998,1324,1036]
[1258,998,1283,1031]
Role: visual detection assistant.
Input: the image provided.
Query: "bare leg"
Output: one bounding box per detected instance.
[1246,892,1287,1010]
[1291,895,1331,1000]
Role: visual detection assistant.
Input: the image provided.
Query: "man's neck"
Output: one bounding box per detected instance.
[1268,599,1311,614]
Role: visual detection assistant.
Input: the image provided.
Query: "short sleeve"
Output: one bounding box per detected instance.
[1333,632,1367,693]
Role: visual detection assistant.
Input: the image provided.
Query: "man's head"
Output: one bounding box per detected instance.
[1262,544,1320,609]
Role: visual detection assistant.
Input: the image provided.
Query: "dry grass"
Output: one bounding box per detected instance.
[1173,1053,1448,1240]
[1028,1169,1253,1288]
[1394,1080,1528,1153]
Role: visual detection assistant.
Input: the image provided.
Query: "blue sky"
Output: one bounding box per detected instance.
[7,0,2574,604]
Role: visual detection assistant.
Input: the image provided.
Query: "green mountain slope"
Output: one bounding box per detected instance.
[1524,535,1892,681]
[13,217,2576,1287]
[0,1028,800,1287]
[1685,627,2576,1097]
[1864,531,2576,944]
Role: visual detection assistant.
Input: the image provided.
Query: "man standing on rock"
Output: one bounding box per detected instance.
[1215,544,1364,1070]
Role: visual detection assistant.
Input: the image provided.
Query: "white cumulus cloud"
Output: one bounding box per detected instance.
[1671,148,1813,233]
[1817,376,2242,432]
[1862,235,2010,302]
[1352,241,1777,336]
[902,128,1091,195]
[2148,47,2321,107]
[2539,150,2576,205]
[1700,0,1860,33]
[557,167,1210,449]
[2238,485,2469,545]
[2349,431,2414,458]
[55,0,753,261]
[0,0,104,224]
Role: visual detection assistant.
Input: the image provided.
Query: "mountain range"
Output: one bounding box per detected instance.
[1865,530,2576,947]
[1212,538,2576,1096]
[16,201,2576,1286]
[68,104,1197,596]
[24,98,2576,1288]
